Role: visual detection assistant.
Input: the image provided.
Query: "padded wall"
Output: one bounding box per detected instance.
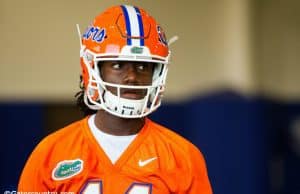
[1,91,299,194]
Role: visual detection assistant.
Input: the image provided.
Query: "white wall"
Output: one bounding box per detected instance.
[256,0,300,101]
[0,0,299,102]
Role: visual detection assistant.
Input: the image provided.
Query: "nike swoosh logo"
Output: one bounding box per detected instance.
[138,157,157,167]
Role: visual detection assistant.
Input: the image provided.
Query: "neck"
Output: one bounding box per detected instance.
[94,110,145,136]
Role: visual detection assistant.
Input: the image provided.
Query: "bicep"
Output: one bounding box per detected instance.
[188,147,213,194]
[18,143,51,191]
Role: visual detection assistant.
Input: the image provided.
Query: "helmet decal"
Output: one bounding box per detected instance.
[130,46,144,54]
[157,25,168,46]
[83,26,106,43]
[120,5,145,46]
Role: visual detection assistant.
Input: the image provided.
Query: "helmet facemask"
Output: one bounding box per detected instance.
[82,49,168,118]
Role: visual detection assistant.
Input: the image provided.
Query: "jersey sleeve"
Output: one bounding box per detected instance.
[18,137,54,191]
[187,145,213,194]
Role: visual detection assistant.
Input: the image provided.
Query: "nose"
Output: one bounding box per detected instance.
[123,64,138,84]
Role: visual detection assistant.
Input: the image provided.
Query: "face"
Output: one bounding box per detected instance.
[99,61,155,100]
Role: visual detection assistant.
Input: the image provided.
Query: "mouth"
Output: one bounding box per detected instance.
[121,89,146,100]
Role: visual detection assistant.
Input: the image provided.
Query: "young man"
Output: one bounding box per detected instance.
[18,5,212,194]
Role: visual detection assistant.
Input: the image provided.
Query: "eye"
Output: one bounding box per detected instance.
[137,64,146,70]
[112,63,121,69]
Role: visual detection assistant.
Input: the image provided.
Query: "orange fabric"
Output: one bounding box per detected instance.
[18,117,212,194]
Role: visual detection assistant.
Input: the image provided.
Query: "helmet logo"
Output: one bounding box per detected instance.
[83,26,106,43]
[157,26,168,46]
[131,46,144,54]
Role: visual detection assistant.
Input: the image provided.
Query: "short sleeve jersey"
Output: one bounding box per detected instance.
[18,117,212,194]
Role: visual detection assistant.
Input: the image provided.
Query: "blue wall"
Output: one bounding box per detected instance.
[1,90,299,194]
[0,103,45,191]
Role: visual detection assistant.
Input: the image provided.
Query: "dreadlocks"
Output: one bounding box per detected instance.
[75,75,97,116]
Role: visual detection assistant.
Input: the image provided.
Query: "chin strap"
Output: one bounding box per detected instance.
[104,90,148,116]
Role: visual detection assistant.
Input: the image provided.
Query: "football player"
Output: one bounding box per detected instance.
[18,4,212,194]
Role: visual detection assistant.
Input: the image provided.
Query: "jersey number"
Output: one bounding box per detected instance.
[80,180,152,194]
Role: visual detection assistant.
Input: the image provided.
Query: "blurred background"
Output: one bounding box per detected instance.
[1,0,300,193]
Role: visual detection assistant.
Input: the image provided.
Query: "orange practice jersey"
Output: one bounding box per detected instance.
[18,117,212,194]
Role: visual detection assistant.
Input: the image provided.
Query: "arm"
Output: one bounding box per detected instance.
[188,145,213,194]
[18,139,53,191]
